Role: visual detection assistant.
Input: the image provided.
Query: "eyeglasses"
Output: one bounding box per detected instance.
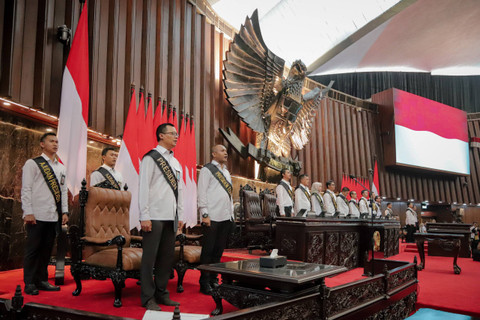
[163,132,179,137]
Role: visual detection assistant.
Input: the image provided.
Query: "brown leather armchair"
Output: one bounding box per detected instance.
[69,180,142,307]
[173,233,202,293]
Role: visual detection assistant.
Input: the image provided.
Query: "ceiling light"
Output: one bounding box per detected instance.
[3,102,11,106]
[46,128,53,132]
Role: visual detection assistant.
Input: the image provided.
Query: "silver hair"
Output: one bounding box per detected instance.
[311,182,322,193]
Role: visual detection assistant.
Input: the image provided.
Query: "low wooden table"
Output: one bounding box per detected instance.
[198,259,346,315]
[414,232,463,274]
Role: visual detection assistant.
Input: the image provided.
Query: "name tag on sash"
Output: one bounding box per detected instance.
[33,157,63,219]
[95,167,121,190]
[204,163,232,199]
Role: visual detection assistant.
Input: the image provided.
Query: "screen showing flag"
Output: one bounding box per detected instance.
[393,89,469,175]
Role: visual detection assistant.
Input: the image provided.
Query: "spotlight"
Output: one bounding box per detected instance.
[46,128,53,132]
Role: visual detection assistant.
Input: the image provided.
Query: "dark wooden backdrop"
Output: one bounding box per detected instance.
[2,0,480,206]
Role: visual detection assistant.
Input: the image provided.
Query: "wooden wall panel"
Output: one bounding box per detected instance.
[2,0,480,205]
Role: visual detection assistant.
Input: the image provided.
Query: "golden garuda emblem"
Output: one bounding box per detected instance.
[223,10,333,158]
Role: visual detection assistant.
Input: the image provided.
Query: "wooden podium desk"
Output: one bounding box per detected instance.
[274,217,400,269]
[198,259,346,315]
[426,223,471,258]
[414,232,463,274]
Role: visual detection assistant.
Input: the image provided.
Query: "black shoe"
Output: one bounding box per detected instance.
[157,296,180,306]
[199,284,212,295]
[37,281,60,291]
[24,284,39,295]
[145,298,161,311]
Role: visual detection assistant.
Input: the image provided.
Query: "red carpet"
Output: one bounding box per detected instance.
[0,266,238,319]
[1,247,479,319]
[390,251,480,318]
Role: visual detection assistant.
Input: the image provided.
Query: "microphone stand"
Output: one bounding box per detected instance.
[349,172,375,276]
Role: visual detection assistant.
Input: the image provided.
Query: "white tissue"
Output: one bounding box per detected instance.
[270,249,278,258]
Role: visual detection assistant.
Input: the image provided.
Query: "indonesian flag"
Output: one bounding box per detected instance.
[471,137,480,148]
[184,116,198,228]
[145,96,157,150]
[116,88,140,230]
[136,91,148,159]
[371,160,380,196]
[393,89,469,175]
[152,98,163,139]
[57,1,89,196]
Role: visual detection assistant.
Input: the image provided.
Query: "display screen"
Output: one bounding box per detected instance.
[393,90,469,175]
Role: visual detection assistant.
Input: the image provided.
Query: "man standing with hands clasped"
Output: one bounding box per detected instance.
[21,132,69,295]
[275,169,294,217]
[198,145,234,295]
[139,123,184,311]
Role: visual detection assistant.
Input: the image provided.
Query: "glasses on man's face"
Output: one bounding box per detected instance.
[163,132,179,137]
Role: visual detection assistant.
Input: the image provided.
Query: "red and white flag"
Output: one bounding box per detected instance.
[471,137,480,148]
[152,98,163,140]
[393,89,469,175]
[145,95,157,150]
[116,88,140,230]
[57,1,89,196]
[184,117,198,228]
[371,160,380,196]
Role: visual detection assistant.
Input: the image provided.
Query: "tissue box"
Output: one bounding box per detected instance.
[259,256,287,268]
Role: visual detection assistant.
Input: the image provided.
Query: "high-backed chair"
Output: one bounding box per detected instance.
[241,185,272,253]
[261,189,277,219]
[69,180,142,307]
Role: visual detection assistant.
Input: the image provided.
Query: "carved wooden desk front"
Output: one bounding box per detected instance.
[414,232,463,274]
[198,259,346,315]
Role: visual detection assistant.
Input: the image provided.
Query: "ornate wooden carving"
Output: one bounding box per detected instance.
[325,277,384,317]
[279,233,297,255]
[325,232,339,265]
[307,233,324,264]
[339,232,360,269]
[388,267,416,291]
[366,292,417,320]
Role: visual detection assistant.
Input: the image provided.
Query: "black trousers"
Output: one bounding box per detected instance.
[406,224,416,243]
[140,220,175,306]
[24,221,57,285]
[199,220,233,286]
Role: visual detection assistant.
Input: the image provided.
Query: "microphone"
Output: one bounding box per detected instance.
[349,174,356,179]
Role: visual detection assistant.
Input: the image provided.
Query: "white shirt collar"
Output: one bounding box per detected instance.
[300,183,309,191]
[281,179,291,186]
[211,159,226,170]
[41,153,58,164]
[156,145,173,156]
[101,164,114,172]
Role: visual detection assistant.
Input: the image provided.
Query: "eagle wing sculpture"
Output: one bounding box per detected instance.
[223,10,332,158]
